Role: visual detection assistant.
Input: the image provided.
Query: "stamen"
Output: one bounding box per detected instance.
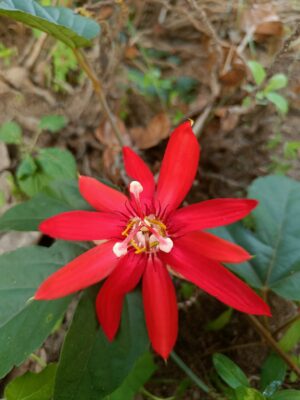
[113,242,128,257]
[129,181,144,218]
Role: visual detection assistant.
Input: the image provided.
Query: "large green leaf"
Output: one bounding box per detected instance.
[54,288,149,400]
[0,179,91,231]
[0,0,100,48]
[5,363,57,400]
[213,176,300,301]
[105,352,156,400]
[0,241,88,378]
[17,148,77,197]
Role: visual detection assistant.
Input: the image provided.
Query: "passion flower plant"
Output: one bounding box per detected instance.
[35,121,270,359]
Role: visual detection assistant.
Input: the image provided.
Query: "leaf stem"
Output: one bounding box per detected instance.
[29,353,47,368]
[140,387,174,400]
[72,48,124,147]
[246,315,300,378]
[170,351,219,398]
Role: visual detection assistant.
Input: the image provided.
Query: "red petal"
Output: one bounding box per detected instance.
[161,238,271,316]
[39,211,124,241]
[171,199,258,234]
[156,121,200,212]
[123,147,155,199]
[79,176,128,213]
[181,231,251,263]
[143,257,178,359]
[35,241,118,300]
[96,253,145,340]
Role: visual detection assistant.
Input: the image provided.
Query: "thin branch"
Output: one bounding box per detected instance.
[72,48,124,146]
[246,315,300,379]
[273,312,300,337]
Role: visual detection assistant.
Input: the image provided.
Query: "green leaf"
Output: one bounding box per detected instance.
[54,289,149,400]
[0,179,90,232]
[260,353,286,394]
[0,121,22,144]
[265,92,288,114]
[271,390,300,400]
[212,176,300,301]
[39,115,68,133]
[213,353,249,389]
[17,148,77,197]
[248,61,266,85]
[278,319,300,352]
[105,353,156,400]
[0,241,87,378]
[0,0,100,48]
[5,363,57,400]
[234,387,265,400]
[265,74,288,93]
[205,308,232,331]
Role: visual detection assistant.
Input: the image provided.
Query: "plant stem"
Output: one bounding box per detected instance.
[273,312,300,337]
[72,48,124,147]
[246,315,300,378]
[140,387,174,400]
[29,353,47,368]
[170,351,218,398]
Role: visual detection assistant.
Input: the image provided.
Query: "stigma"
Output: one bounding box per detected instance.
[113,213,173,258]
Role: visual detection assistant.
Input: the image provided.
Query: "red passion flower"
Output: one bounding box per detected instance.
[35,121,270,359]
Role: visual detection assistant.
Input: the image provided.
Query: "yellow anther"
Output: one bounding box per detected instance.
[144,218,167,231]
[135,247,146,254]
[150,241,159,248]
[122,220,135,236]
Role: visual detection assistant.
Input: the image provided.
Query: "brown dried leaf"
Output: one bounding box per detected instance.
[124,45,139,60]
[130,113,171,149]
[219,45,247,86]
[95,118,131,180]
[221,112,240,133]
[240,4,283,40]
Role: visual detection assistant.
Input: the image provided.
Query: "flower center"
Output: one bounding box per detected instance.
[113,215,173,257]
[112,180,173,257]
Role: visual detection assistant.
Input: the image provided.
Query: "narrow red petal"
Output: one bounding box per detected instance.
[79,176,128,213]
[143,257,178,359]
[161,238,270,316]
[156,121,200,212]
[181,231,251,263]
[171,199,258,234]
[35,241,118,300]
[96,253,145,341]
[39,211,124,241]
[123,147,155,199]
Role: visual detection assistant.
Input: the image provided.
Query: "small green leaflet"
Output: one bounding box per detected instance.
[16,148,77,197]
[213,353,249,389]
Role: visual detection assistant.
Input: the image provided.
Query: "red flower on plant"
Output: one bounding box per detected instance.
[35,121,270,359]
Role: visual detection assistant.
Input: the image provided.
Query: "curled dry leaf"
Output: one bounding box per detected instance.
[219,44,247,86]
[95,118,131,181]
[215,107,240,133]
[240,3,283,41]
[130,113,171,149]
